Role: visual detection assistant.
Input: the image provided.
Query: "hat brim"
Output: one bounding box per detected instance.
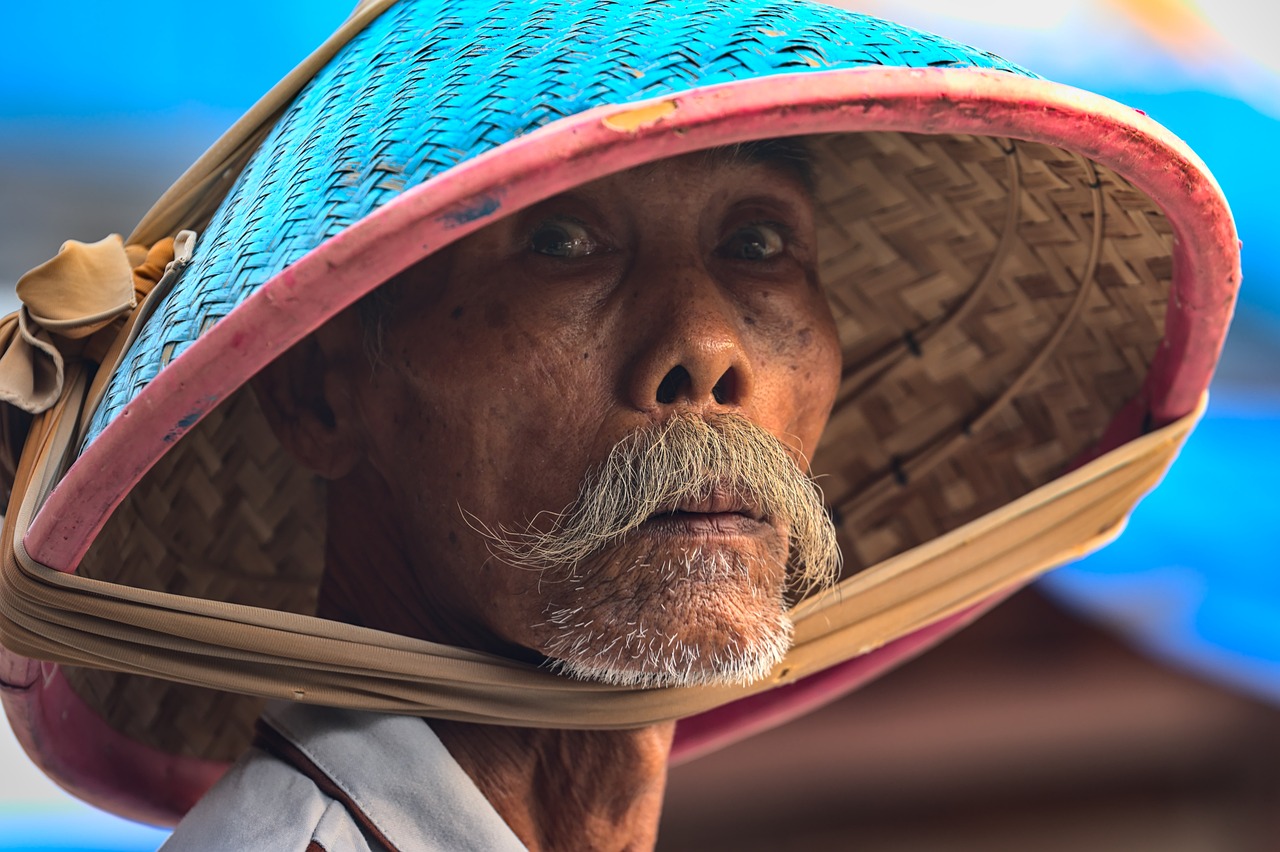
[3,68,1237,825]
[30,68,1236,567]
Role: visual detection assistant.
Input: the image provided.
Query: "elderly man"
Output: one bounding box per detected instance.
[0,0,1237,849]
[196,141,842,851]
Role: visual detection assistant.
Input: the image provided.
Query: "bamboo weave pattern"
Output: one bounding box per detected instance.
[81,0,1031,447]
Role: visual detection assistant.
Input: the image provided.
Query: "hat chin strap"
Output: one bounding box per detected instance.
[0,354,1201,728]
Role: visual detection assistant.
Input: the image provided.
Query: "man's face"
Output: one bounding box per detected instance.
[339,147,842,687]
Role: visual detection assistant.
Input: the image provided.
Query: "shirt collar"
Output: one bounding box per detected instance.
[261,701,528,852]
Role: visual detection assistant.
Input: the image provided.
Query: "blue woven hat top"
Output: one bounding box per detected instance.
[82,0,1032,447]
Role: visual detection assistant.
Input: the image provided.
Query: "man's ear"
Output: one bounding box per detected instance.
[251,314,365,480]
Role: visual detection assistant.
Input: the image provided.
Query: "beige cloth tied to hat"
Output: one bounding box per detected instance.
[0,233,194,497]
[1,236,138,415]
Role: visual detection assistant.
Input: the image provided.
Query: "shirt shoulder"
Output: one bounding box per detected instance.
[159,703,526,852]
[159,747,375,852]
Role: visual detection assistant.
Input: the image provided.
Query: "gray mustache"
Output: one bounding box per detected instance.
[478,412,841,595]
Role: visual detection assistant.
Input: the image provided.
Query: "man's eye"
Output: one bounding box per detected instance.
[529,219,598,258]
[719,224,786,261]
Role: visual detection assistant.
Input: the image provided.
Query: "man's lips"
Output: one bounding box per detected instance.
[639,492,768,537]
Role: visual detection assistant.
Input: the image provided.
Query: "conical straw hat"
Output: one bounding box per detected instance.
[0,0,1238,826]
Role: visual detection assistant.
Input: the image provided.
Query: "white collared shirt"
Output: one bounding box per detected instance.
[160,701,528,851]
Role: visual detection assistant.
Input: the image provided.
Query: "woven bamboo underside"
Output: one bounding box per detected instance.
[67,131,1172,762]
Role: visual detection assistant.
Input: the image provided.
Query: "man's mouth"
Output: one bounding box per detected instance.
[639,491,768,537]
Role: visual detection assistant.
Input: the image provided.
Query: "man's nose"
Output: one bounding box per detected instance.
[624,276,754,412]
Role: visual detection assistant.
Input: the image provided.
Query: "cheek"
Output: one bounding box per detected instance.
[390,313,615,522]
[804,307,844,412]
[752,301,843,458]
[486,324,612,458]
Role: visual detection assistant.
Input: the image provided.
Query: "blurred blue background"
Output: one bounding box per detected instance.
[2,1,1277,849]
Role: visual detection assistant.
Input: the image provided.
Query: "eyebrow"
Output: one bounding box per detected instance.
[711,138,817,194]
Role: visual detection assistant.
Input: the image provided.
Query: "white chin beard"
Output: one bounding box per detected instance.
[545,611,794,690]
[537,543,798,689]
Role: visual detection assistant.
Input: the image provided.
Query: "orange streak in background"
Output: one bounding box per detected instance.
[1107,0,1222,59]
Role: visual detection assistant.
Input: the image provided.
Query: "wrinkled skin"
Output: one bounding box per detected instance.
[256,149,842,851]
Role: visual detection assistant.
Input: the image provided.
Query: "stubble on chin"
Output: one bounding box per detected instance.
[535,534,794,689]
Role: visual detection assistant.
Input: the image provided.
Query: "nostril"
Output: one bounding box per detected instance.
[711,372,731,405]
[656,366,689,405]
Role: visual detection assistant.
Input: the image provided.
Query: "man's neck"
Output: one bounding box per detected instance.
[321,482,675,848]
[430,719,675,852]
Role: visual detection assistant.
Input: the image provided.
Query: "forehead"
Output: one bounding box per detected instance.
[617,138,816,193]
